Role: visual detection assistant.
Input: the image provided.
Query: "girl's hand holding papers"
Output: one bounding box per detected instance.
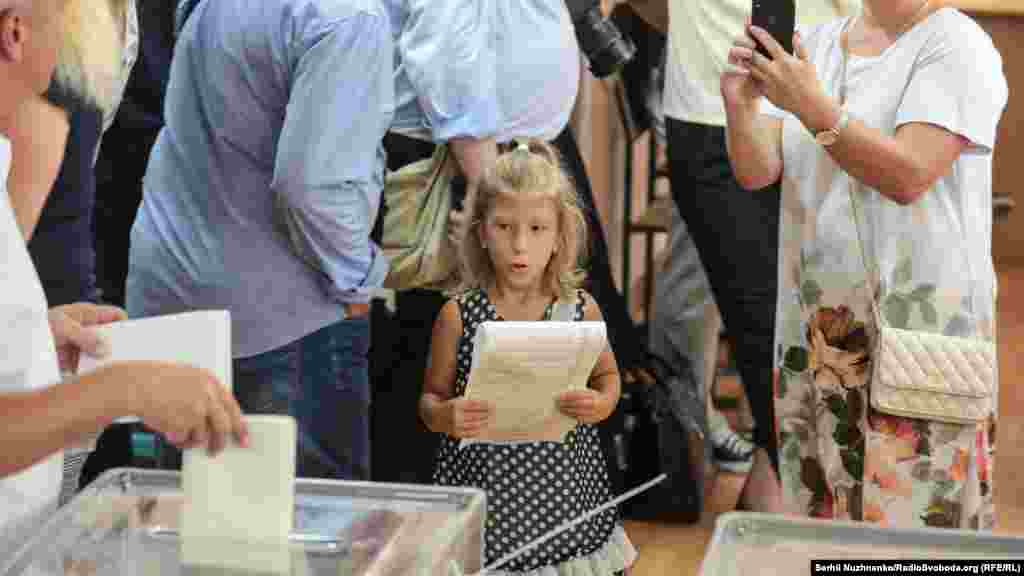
[558,388,615,425]
[440,398,495,439]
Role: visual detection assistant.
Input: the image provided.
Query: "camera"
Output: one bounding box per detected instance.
[565,0,636,78]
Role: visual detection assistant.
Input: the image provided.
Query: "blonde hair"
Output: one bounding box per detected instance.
[52,0,125,115]
[457,139,588,301]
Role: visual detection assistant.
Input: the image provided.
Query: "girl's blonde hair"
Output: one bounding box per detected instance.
[458,139,588,301]
[53,0,126,115]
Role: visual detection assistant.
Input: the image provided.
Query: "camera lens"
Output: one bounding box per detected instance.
[571,4,636,78]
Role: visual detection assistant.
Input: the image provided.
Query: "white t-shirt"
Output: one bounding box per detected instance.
[663,0,859,127]
[0,135,63,557]
[763,8,1007,370]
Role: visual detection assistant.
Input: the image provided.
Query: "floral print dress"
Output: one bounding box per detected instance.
[767,11,1007,530]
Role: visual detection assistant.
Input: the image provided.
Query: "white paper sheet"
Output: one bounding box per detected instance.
[181,415,297,574]
[462,321,606,446]
[76,310,232,423]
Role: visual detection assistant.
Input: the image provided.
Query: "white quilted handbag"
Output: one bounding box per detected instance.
[871,325,995,424]
[849,186,996,425]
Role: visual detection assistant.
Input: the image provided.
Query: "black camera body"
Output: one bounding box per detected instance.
[564,0,636,78]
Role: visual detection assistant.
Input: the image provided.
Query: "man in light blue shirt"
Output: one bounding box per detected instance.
[384,0,579,189]
[127,0,394,480]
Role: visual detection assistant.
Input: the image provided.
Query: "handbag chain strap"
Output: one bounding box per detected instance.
[837,17,887,330]
[847,183,887,329]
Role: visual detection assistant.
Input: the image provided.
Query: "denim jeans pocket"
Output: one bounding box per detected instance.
[232,342,301,415]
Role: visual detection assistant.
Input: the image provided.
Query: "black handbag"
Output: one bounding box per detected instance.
[597,353,706,524]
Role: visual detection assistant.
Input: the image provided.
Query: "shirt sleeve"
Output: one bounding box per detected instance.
[398,0,498,141]
[271,9,394,305]
[895,20,1008,154]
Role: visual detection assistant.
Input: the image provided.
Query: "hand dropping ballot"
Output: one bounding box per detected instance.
[75,310,300,574]
[462,304,607,446]
[77,310,233,423]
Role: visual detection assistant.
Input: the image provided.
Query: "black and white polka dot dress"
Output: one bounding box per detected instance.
[432,289,634,575]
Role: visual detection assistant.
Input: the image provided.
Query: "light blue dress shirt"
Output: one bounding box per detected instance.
[386,0,579,144]
[127,0,394,358]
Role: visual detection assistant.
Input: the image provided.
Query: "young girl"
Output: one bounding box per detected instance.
[420,140,636,575]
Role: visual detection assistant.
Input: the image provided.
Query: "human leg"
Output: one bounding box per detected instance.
[666,117,781,511]
[233,318,372,480]
[300,316,373,481]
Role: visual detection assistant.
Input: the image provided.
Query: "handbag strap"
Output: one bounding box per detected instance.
[847,184,888,328]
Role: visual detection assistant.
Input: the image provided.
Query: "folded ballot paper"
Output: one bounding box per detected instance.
[462,320,607,447]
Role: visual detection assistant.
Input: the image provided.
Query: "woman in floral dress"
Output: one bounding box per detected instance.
[721,0,1007,528]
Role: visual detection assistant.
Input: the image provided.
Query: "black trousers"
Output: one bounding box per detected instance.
[93,126,159,308]
[666,118,780,472]
[369,128,642,484]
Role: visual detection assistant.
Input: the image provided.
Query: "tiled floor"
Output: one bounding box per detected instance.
[622,267,1023,575]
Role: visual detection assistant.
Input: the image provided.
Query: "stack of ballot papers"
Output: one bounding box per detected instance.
[75,310,299,574]
[462,320,607,446]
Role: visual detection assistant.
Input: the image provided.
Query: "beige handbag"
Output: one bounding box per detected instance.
[380,145,460,291]
[848,185,996,424]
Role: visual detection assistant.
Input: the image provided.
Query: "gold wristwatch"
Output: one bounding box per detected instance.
[814,105,850,147]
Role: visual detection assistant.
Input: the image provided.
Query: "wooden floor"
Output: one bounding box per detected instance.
[623,268,1023,575]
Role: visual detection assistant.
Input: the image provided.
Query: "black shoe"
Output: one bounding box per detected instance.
[709,411,754,474]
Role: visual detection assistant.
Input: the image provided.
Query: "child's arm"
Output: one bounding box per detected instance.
[419,300,494,438]
[558,292,621,425]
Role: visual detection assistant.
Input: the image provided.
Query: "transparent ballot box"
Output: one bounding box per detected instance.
[1,469,486,576]
[700,512,1024,576]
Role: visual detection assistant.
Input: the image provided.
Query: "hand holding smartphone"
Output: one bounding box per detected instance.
[751,0,796,59]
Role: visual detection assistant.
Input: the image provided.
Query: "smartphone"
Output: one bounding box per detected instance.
[751,0,796,59]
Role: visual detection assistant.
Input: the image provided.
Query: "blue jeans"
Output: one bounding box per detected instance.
[233,317,371,480]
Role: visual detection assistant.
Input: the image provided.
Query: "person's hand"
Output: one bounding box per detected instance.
[449,137,497,186]
[440,397,493,439]
[98,360,249,455]
[744,26,830,122]
[721,18,766,116]
[558,389,609,424]
[48,303,127,373]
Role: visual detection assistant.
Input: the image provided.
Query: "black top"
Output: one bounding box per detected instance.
[27,80,104,305]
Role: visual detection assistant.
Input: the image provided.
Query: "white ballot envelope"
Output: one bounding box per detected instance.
[77,310,233,423]
[462,321,607,446]
[181,414,298,575]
